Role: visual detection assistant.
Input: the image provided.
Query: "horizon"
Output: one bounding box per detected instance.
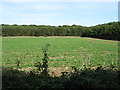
[1,21,117,27]
[0,1,118,27]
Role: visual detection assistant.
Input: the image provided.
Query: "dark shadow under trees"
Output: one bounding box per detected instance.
[2,66,120,89]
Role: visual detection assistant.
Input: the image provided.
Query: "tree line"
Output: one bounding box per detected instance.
[1,22,119,40]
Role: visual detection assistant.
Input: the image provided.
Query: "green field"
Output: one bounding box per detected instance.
[2,37,118,72]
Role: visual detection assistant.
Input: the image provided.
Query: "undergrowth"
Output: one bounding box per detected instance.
[2,66,120,89]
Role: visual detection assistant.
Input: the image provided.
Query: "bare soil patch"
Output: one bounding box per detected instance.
[12,67,71,76]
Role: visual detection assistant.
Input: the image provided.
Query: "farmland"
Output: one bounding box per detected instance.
[2,37,118,70]
[2,36,120,89]
[1,1,120,88]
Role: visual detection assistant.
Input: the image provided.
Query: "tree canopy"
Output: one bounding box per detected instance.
[1,22,119,40]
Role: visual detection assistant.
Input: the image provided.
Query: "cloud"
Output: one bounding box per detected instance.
[1,2,66,13]
[1,6,63,25]
[27,3,65,10]
[0,0,119,2]
[1,1,117,26]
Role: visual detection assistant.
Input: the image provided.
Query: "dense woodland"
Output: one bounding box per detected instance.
[1,22,120,40]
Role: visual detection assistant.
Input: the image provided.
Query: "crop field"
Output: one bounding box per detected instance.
[2,37,119,73]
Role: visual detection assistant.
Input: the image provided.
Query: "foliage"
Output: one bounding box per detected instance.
[41,43,50,75]
[2,66,120,89]
[1,22,119,40]
[34,44,50,76]
[16,59,21,68]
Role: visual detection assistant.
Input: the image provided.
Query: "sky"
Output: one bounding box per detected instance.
[0,0,119,26]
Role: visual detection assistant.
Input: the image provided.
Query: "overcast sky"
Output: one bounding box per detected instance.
[0,0,119,26]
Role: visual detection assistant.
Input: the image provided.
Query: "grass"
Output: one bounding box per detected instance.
[2,37,120,89]
[2,37,118,70]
